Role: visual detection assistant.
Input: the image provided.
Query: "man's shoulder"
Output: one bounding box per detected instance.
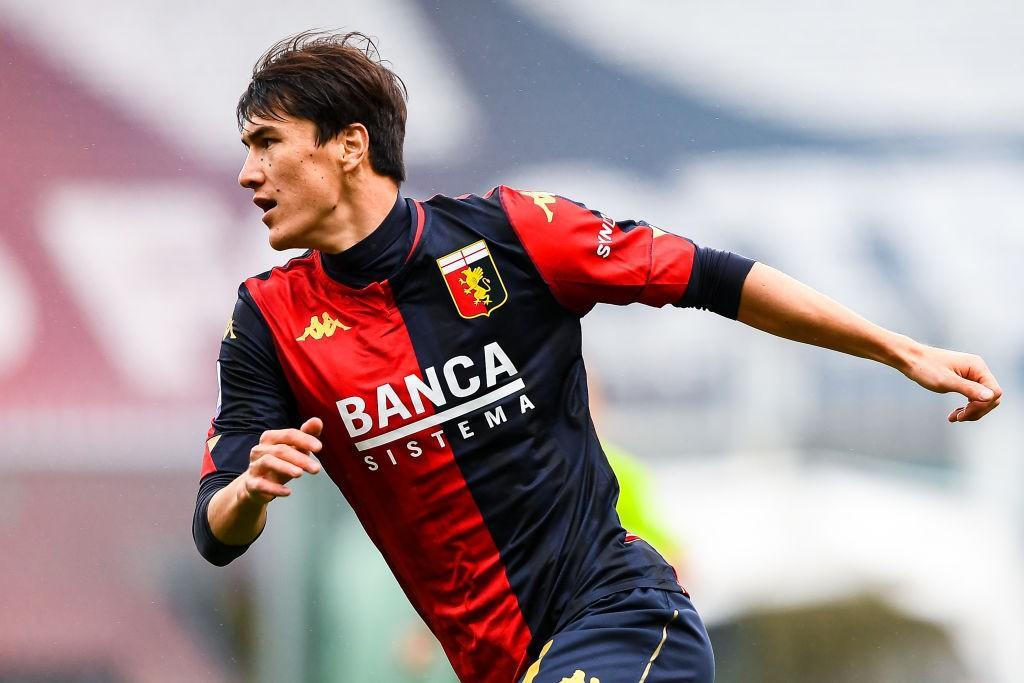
[419,186,503,212]
[420,185,566,231]
[235,250,320,313]
[242,249,318,288]
[418,185,544,208]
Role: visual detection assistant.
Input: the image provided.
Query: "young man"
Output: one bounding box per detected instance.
[193,32,1002,683]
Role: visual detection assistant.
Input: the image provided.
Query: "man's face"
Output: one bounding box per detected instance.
[238,114,344,250]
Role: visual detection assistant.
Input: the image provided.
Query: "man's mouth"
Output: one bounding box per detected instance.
[254,197,278,224]
[253,197,277,212]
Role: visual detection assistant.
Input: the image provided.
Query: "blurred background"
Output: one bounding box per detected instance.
[1,1,1022,681]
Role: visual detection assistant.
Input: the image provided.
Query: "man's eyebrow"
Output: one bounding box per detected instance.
[241,125,279,147]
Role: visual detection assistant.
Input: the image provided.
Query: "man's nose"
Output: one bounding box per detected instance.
[238,152,264,189]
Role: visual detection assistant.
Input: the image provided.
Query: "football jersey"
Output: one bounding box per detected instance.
[196,187,750,682]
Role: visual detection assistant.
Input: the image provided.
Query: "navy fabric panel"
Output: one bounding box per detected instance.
[213,284,300,454]
[193,470,259,565]
[518,588,714,683]
[320,194,413,288]
[676,245,756,319]
[390,192,679,657]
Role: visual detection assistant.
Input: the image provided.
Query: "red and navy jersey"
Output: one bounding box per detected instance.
[194,187,753,682]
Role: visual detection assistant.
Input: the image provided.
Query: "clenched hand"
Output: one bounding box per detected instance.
[899,345,1002,422]
[243,417,324,503]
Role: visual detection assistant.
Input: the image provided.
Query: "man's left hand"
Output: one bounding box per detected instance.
[900,344,1002,422]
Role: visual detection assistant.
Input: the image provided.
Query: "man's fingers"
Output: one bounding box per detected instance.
[978,376,1003,402]
[241,421,327,506]
[301,417,324,438]
[250,451,307,480]
[245,476,291,501]
[953,354,1003,400]
[249,444,320,475]
[952,376,994,403]
[946,376,999,422]
[948,397,1001,423]
[258,427,323,456]
[251,419,326,488]
[940,352,1003,423]
[912,349,1002,423]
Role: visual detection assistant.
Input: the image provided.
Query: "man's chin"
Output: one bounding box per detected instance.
[267,227,301,251]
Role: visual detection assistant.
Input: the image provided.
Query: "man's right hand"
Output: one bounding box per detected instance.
[208,417,323,546]
[242,417,324,503]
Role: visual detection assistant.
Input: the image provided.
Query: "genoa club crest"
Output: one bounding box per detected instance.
[436,240,509,319]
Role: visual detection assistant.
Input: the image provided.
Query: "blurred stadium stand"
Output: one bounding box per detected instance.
[1,1,1021,681]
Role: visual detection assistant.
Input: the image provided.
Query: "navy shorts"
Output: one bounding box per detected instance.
[519,588,715,683]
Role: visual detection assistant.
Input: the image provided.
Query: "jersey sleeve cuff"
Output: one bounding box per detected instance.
[675,246,756,319]
[193,471,259,566]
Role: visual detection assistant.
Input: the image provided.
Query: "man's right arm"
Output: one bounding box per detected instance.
[193,284,314,565]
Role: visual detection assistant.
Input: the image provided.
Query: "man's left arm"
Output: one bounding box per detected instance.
[496,188,1001,421]
[736,262,1003,422]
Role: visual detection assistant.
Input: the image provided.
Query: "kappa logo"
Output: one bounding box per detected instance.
[223,318,237,340]
[436,241,509,319]
[521,191,557,223]
[296,312,351,341]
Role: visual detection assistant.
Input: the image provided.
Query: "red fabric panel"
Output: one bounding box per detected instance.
[199,421,217,478]
[498,186,695,314]
[407,199,426,260]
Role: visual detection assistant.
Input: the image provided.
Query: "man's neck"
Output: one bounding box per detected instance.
[317,173,401,254]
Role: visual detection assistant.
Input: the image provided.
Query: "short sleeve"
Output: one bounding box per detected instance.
[498,186,697,315]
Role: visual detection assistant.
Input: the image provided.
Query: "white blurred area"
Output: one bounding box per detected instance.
[659,453,1024,683]
[514,0,1024,138]
[1,2,1021,682]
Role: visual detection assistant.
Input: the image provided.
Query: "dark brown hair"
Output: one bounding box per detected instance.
[237,31,408,183]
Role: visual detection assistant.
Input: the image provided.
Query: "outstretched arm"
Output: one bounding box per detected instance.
[736,262,1002,422]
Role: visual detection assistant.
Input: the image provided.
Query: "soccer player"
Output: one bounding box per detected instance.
[193,32,1002,683]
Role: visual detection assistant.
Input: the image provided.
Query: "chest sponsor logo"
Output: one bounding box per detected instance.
[436,240,508,319]
[335,341,537,471]
[296,312,351,341]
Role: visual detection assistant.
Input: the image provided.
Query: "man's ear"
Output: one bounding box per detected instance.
[338,123,370,172]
